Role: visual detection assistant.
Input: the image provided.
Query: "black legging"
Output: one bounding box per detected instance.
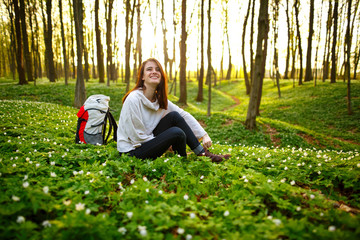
[123,111,204,160]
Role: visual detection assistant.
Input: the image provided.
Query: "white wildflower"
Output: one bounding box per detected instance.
[177,228,185,235]
[75,202,85,211]
[267,179,272,183]
[43,186,49,194]
[296,206,301,211]
[328,226,336,232]
[118,227,127,235]
[50,161,55,166]
[84,190,90,195]
[138,226,147,236]
[190,213,196,219]
[310,194,315,199]
[16,216,25,223]
[23,181,29,188]
[183,194,189,200]
[158,190,163,195]
[290,180,296,186]
[23,175,28,181]
[186,234,193,240]
[12,195,20,201]
[130,179,135,185]
[86,208,91,215]
[42,220,51,228]
[126,212,133,219]
[273,219,282,226]
[50,172,56,177]
[280,178,286,183]
[223,210,230,217]
[284,167,288,170]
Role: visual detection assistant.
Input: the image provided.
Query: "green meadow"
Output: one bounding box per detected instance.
[0,77,359,239]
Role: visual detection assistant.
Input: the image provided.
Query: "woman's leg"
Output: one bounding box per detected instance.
[153,111,204,155]
[129,127,187,159]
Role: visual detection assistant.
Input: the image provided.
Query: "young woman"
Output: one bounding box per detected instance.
[117,58,229,162]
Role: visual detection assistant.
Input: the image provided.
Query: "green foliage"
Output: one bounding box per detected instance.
[0,77,359,239]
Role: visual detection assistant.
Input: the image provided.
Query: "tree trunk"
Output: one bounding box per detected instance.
[106,0,114,86]
[169,0,177,81]
[13,0,27,85]
[45,0,56,82]
[322,2,333,81]
[354,39,360,79]
[242,0,252,95]
[136,0,142,71]
[346,0,352,114]
[305,0,315,82]
[125,0,131,91]
[161,0,169,75]
[59,0,68,85]
[33,5,42,79]
[179,0,187,105]
[225,3,232,81]
[196,0,205,102]
[331,0,338,83]
[249,0,255,84]
[95,0,105,83]
[73,0,86,108]
[207,0,212,117]
[273,0,281,98]
[284,0,290,79]
[125,0,135,92]
[84,32,90,82]
[68,0,75,79]
[294,0,303,85]
[5,1,17,80]
[245,0,269,130]
[19,0,33,82]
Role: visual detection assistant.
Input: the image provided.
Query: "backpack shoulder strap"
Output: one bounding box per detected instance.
[103,110,118,144]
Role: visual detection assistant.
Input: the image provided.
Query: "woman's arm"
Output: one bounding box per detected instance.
[166,101,211,148]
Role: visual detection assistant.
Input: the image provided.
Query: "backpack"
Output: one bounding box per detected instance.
[75,94,117,145]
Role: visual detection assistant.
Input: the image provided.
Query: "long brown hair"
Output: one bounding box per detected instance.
[122,58,168,109]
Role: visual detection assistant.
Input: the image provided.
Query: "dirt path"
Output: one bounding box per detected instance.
[221,92,241,111]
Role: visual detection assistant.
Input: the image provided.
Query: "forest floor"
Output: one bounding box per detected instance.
[0,77,359,239]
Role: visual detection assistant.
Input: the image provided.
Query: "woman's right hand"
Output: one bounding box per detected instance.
[202,134,212,149]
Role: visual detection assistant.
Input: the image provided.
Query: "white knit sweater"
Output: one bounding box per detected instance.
[117,89,207,153]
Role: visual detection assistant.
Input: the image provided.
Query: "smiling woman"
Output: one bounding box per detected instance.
[117,58,230,162]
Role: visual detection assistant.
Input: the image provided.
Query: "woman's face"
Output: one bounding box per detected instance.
[142,61,162,89]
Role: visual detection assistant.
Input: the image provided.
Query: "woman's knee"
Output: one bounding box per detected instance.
[169,127,186,140]
[167,111,182,121]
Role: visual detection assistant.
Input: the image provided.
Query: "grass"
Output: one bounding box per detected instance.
[0,76,359,239]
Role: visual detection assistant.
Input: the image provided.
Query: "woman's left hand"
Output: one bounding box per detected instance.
[202,134,212,149]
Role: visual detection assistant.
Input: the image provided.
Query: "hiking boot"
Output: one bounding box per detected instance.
[200,149,224,163]
[221,153,231,160]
